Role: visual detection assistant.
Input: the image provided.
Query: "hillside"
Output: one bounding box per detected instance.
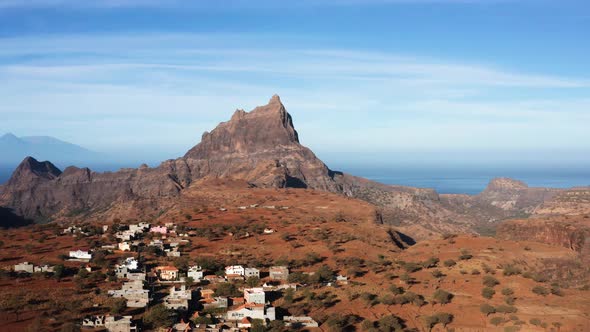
[1,184,589,331]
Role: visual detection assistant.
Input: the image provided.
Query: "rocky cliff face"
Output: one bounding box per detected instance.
[183,95,340,191]
[497,216,590,253]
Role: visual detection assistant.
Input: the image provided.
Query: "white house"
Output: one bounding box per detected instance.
[284,316,319,328]
[156,266,179,281]
[225,265,245,276]
[226,303,275,321]
[244,268,260,278]
[118,242,131,251]
[14,262,34,273]
[244,288,265,304]
[164,285,192,310]
[69,250,92,260]
[188,266,204,281]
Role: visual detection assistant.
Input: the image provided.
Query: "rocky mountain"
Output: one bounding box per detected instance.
[0,95,583,240]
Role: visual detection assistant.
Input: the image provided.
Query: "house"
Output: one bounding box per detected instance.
[82,315,105,327]
[202,297,228,309]
[244,267,260,278]
[150,225,168,234]
[269,266,289,281]
[149,239,164,249]
[172,321,192,332]
[203,275,225,284]
[105,315,138,332]
[226,303,275,321]
[238,317,252,329]
[244,288,265,304]
[188,265,204,281]
[263,228,275,234]
[225,265,245,276]
[115,266,146,281]
[283,316,319,328]
[156,266,179,281]
[129,222,149,233]
[165,248,181,257]
[108,280,149,308]
[115,230,136,241]
[336,275,349,284]
[164,285,192,310]
[35,265,54,273]
[14,262,34,273]
[69,250,92,260]
[103,225,109,233]
[118,242,131,251]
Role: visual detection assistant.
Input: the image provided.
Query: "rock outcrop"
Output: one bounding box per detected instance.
[497,216,590,253]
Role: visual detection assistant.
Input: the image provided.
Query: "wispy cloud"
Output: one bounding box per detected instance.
[1,33,588,154]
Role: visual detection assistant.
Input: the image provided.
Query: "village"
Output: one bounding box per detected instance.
[8,205,335,332]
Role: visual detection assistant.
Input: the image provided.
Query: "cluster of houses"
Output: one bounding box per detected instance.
[13,262,55,274]
[25,219,324,331]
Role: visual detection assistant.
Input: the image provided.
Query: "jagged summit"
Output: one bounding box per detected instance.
[184,95,300,159]
[7,156,62,187]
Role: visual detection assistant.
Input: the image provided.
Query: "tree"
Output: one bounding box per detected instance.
[53,264,65,281]
[431,270,444,278]
[482,287,496,299]
[490,316,504,326]
[422,257,439,269]
[246,276,260,288]
[143,304,176,329]
[503,265,522,276]
[251,319,265,332]
[501,288,514,296]
[109,298,127,315]
[283,288,295,305]
[443,259,456,268]
[313,265,335,284]
[185,276,195,288]
[483,275,500,287]
[173,256,189,271]
[378,314,405,331]
[496,305,517,314]
[532,286,549,296]
[432,289,453,305]
[435,313,453,328]
[480,303,496,316]
[423,315,439,332]
[215,283,238,297]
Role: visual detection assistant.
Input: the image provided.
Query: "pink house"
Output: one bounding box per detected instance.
[150,226,168,234]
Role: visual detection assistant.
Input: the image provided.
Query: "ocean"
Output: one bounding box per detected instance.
[1,164,589,195]
[337,165,590,195]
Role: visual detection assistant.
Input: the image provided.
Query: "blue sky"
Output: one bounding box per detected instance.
[0,0,589,166]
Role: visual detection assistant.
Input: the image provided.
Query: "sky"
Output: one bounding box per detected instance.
[0,0,589,167]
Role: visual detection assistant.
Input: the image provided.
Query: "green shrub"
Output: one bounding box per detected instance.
[480,303,496,316]
[501,288,514,296]
[443,259,457,267]
[532,286,549,296]
[483,275,500,287]
[482,287,496,299]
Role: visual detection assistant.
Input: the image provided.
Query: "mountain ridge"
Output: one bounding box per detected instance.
[1,95,585,239]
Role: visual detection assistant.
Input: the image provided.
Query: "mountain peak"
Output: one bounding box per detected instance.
[1,133,22,143]
[485,177,528,191]
[7,156,62,186]
[185,95,300,159]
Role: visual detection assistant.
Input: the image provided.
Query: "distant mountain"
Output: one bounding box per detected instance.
[0,133,101,165]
